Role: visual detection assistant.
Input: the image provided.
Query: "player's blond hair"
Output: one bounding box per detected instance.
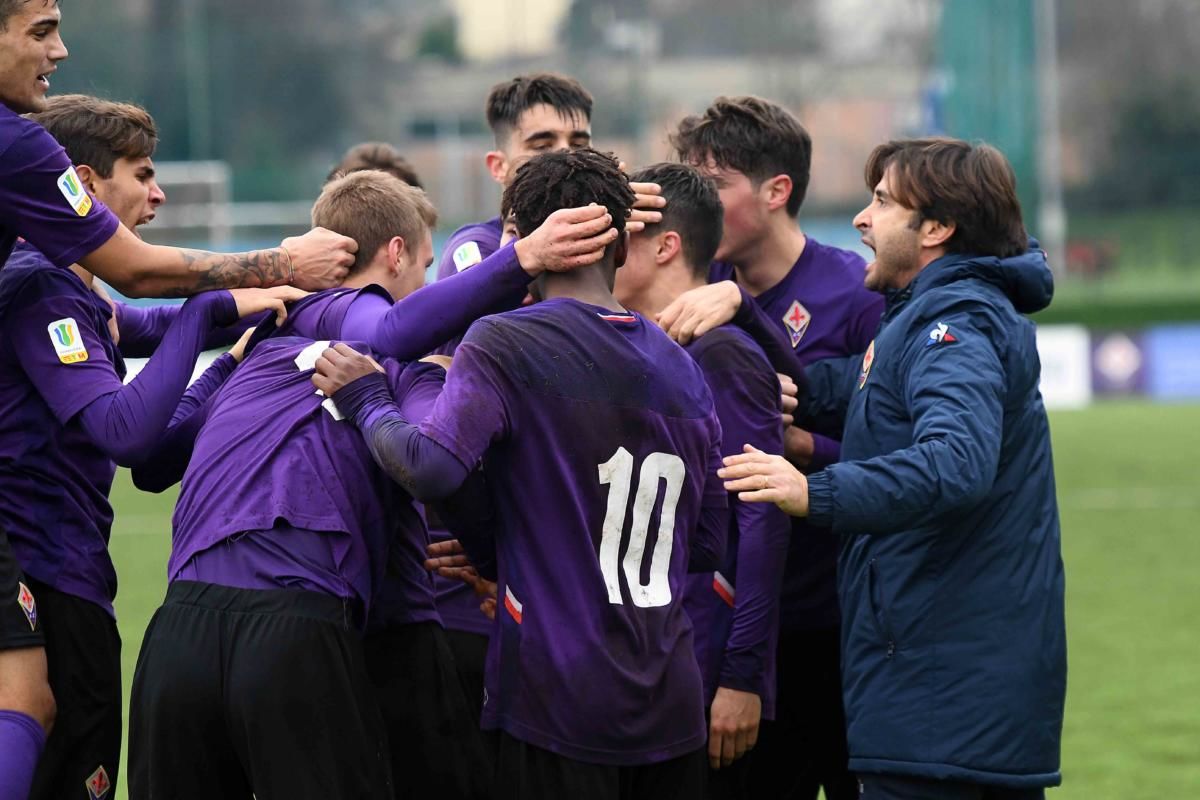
[311,170,437,274]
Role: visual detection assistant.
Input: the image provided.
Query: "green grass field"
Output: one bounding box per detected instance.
[105,400,1200,799]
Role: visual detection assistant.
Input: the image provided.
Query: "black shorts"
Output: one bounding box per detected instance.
[24,580,121,800]
[128,581,390,800]
[364,621,492,800]
[0,526,42,651]
[859,774,1047,800]
[747,625,857,800]
[445,627,489,727]
[495,732,707,800]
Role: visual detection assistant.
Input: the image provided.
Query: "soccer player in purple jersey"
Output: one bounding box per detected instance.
[657,96,886,800]
[613,162,791,799]
[312,149,729,800]
[1,92,304,800]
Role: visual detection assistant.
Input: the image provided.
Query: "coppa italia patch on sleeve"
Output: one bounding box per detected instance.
[924,322,958,347]
[452,241,483,272]
[57,166,94,217]
[48,318,89,363]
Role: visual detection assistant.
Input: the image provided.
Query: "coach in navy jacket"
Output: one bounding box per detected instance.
[719,138,1066,798]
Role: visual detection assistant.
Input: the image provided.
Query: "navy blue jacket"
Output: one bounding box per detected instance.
[801,248,1066,788]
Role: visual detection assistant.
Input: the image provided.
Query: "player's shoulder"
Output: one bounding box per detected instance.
[441,216,503,276]
[0,105,60,165]
[0,242,82,304]
[687,323,772,376]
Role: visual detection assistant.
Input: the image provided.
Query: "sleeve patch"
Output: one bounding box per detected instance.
[56,166,94,217]
[452,241,483,272]
[47,317,89,363]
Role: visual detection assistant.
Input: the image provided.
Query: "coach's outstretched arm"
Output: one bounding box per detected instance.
[78,223,356,299]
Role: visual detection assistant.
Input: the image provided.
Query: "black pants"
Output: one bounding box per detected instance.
[859,774,1047,800]
[748,625,857,800]
[445,627,489,728]
[0,527,42,650]
[128,581,390,800]
[495,732,707,800]
[25,580,121,800]
[365,621,491,800]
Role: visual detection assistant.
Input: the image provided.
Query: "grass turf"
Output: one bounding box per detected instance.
[105,400,1200,798]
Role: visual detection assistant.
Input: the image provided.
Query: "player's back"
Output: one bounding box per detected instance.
[422,297,725,765]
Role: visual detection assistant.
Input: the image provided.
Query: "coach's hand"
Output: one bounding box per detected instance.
[709,687,761,769]
[514,205,619,275]
[229,285,310,326]
[719,444,810,516]
[657,280,741,345]
[311,343,384,397]
[281,227,357,290]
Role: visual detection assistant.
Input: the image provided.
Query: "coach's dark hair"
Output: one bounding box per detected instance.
[312,170,437,274]
[0,0,58,30]
[327,142,423,189]
[502,149,634,246]
[485,73,593,147]
[865,137,1028,259]
[670,96,812,217]
[629,163,723,276]
[26,94,156,178]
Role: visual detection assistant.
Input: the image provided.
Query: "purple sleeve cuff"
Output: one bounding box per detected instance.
[332,372,395,428]
[808,432,841,472]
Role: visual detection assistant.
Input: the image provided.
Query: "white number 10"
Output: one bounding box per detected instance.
[597,447,686,608]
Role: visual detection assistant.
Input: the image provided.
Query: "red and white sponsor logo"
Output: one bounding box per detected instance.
[86,765,111,799]
[782,300,811,348]
[16,582,36,631]
[504,585,523,624]
[712,571,735,608]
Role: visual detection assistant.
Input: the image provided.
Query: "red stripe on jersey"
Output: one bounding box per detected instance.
[712,571,735,608]
[504,585,523,624]
[597,313,638,324]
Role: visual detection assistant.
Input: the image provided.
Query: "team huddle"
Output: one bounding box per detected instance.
[1,3,1068,800]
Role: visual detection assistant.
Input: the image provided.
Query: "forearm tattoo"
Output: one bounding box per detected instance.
[160,248,287,297]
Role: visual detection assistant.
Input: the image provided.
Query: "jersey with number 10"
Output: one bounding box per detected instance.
[421,298,727,765]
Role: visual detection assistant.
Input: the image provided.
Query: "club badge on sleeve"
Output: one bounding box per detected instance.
[782,300,811,348]
[858,340,876,390]
[57,166,94,217]
[452,241,483,272]
[16,581,37,631]
[48,318,89,364]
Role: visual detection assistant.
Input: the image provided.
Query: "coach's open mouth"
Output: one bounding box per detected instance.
[37,74,50,88]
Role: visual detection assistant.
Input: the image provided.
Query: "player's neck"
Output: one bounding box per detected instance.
[341,261,396,299]
[627,261,704,320]
[540,264,625,312]
[733,219,807,297]
[69,264,95,288]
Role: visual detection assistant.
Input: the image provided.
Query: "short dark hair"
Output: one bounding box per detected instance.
[326,142,422,188]
[629,163,723,276]
[864,137,1028,259]
[670,95,812,217]
[485,73,593,147]
[0,0,57,31]
[311,170,438,275]
[502,149,635,244]
[26,94,156,178]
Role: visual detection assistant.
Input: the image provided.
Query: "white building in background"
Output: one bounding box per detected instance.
[450,0,570,61]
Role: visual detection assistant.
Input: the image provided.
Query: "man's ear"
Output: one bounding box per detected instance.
[656,231,682,266]
[485,151,509,185]
[75,164,99,194]
[920,218,955,250]
[763,174,793,213]
[388,236,408,273]
[613,232,629,268]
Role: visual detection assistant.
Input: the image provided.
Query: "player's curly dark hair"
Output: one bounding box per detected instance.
[502,148,636,241]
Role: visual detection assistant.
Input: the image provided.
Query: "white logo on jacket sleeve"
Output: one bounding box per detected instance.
[48,318,89,363]
[925,322,959,347]
[782,300,811,347]
[57,166,94,217]
[452,241,483,272]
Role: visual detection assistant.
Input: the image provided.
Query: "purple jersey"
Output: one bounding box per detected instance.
[711,237,883,632]
[168,327,443,627]
[682,325,791,719]
[431,215,507,632]
[420,298,727,765]
[0,103,118,269]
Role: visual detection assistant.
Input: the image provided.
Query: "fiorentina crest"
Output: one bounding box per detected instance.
[86,765,112,799]
[857,340,876,390]
[16,582,36,631]
[782,300,811,348]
